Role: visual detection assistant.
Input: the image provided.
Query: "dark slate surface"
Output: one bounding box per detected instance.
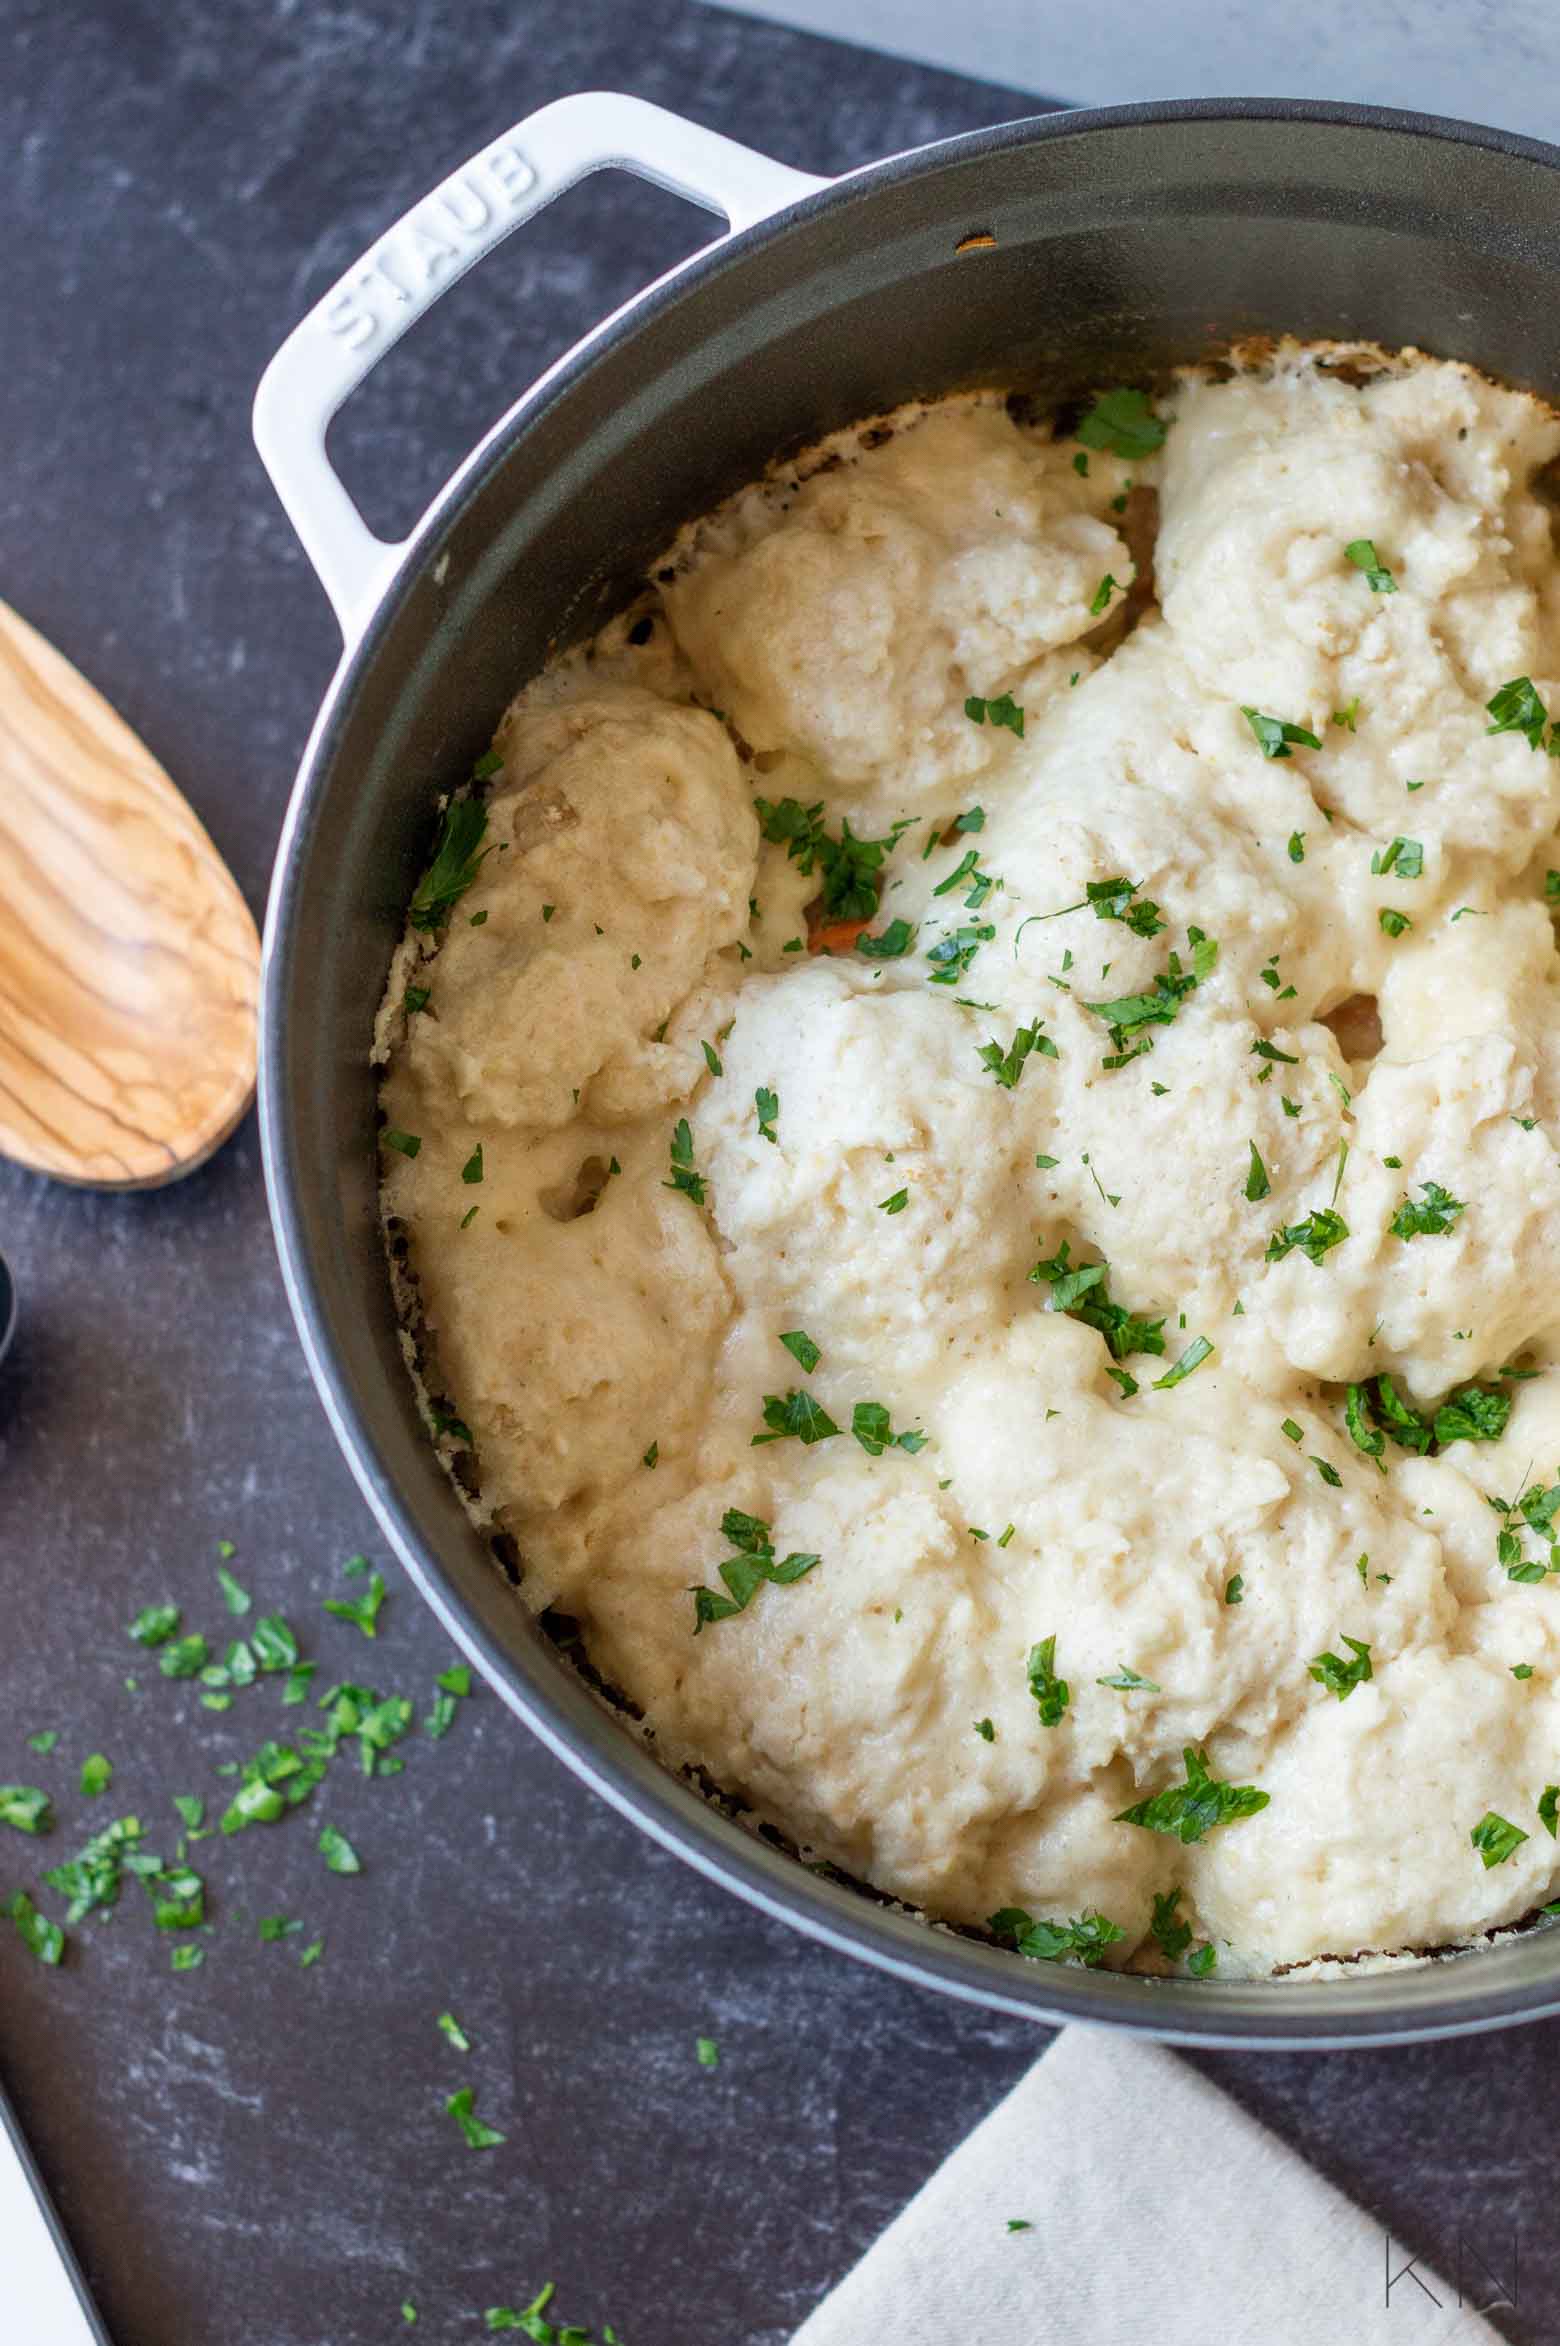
[0,2,1552,2339]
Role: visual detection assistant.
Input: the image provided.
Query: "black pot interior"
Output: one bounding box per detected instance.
[266,102,1560,2041]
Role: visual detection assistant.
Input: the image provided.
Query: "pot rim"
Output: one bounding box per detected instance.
[260,92,1560,2047]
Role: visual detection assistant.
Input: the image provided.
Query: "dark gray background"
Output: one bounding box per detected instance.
[0,2,1550,2339]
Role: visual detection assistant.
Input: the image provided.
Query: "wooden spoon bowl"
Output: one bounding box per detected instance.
[0,599,259,1188]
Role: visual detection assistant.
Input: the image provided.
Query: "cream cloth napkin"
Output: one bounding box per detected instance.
[792,2028,1503,2345]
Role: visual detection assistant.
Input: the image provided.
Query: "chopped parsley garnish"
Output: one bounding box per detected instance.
[753,1390,840,1446]
[1344,538,1397,593]
[438,2010,472,2053]
[855,918,916,960]
[403,985,430,1015]
[974,1718,996,1742]
[1308,1636,1373,1700]
[851,1402,926,1456]
[1154,1336,1213,1389]
[1089,572,1120,616]
[1026,1636,1069,1727]
[1251,1039,1298,1066]
[1388,1180,1464,1239]
[409,797,490,930]
[1485,675,1552,751]
[690,1510,820,1631]
[1037,876,1165,938]
[381,1129,422,1159]
[1150,1886,1193,1961]
[1287,832,1305,864]
[963,692,1025,738]
[933,846,1000,908]
[0,1785,52,1834]
[987,1904,1125,1965]
[663,1118,707,1203]
[779,1330,821,1374]
[1333,697,1361,731]
[755,797,913,920]
[1084,930,1214,1056]
[1075,386,1167,460]
[926,919,996,986]
[1097,1664,1161,1692]
[878,1187,908,1215]
[1242,708,1322,759]
[318,1824,361,1875]
[1344,1384,1384,1463]
[977,1018,1056,1088]
[1470,1811,1528,1869]
[1115,1746,1270,1842]
[1377,907,1412,939]
[1244,1142,1270,1202]
[1541,1786,1559,1837]
[1310,1456,1343,1488]
[1224,1573,1244,1604]
[446,2085,506,2150]
[1371,837,1423,879]
[1030,1242,1165,1361]
[1266,1207,1348,1267]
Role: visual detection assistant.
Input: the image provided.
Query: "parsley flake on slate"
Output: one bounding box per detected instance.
[1026,1636,1069,1728]
[1242,707,1322,759]
[753,1389,840,1446]
[446,2086,506,2150]
[696,2036,719,2068]
[851,1402,926,1457]
[963,692,1026,738]
[1308,1636,1374,1700]
[1266,1207,1348,1267]
[690,1509,820,1632]
[1115,1746,1270,1842]
[1245,1142,1271,1202]
[7,1890,64,1966]
[663,1118,707,1204]
[0,1785,52,1835]
[79,1754,112,1798]
[438,2010,472,2054]
[1470,1811,1528,1869]
[409,796,490,930]
[159,1633,209,1678]
[318,1825,361,1875]
[1486,675,1552,751]
[754,1087,779,1145]
[1075,386,1168,460]
[977,1019,1056,1089]
[26,1731,58,1756]
[988,1903,1125,1965]
[1007,2219,1034,2234]
[1344,538,1397,592]
[324,1570,386,1640]
[779,1330,821,1374]
[1388,1180,1464,1238]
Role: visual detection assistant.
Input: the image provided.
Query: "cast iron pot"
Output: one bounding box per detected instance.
[255,90,1560,2047]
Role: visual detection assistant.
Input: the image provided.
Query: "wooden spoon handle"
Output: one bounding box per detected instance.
[0,600,259,1188]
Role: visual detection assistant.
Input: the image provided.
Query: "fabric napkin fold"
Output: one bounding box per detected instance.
[791,2027,1503,2345]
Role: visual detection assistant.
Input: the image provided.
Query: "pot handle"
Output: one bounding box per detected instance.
[252,91,828,641]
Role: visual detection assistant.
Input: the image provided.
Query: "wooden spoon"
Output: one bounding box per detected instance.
[0,599,258,1188]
